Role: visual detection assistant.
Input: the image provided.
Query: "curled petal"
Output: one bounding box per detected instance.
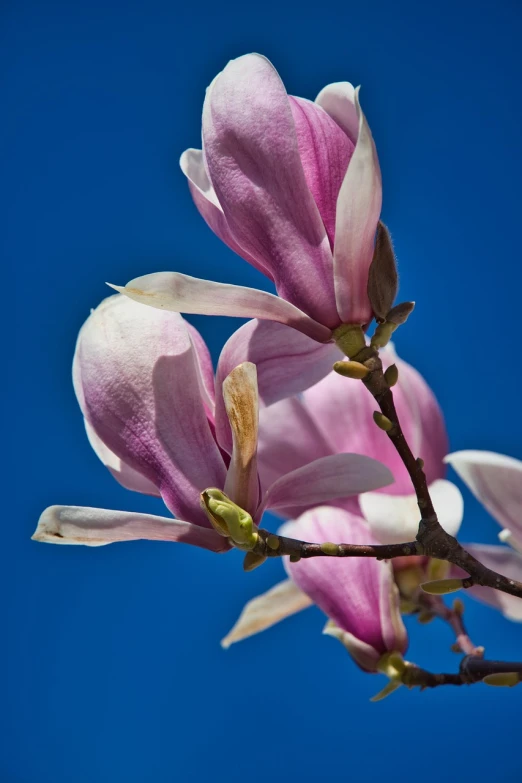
[445,450,522,549]
[221,579,313,648]
[315,81,359,144]
[333,88,382,324]
[202,53,338,327]
[215,319,341,455]
[283,507,407,671]
[289,96,354,247]
[359,480,464,545]
[112,272,331,343]
[452,544,522,622]
[222,363,260,515]
[73,294,226,525]
[180,148,269,276]
[259,453,394,521]
[33,506,229,551]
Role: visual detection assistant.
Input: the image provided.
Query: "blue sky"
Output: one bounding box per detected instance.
[4,1,522,781]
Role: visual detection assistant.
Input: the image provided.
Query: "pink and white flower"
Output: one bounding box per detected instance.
[445,451,522,621]
[33,295,393,549]
[222,344,464,668]
[112,53,383,382]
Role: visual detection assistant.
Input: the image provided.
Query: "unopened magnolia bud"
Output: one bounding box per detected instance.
[386,301,415,326]
[371,321,396,349]
[483,672,520,687]
[201,488,258,548]
[373,411,394,432]
[384,363,398,387]
[420,578,464,595]
[243,552,267,572]
[333,360,369,379]
[367,222,399,320]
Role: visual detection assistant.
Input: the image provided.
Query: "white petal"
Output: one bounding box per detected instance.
[360,479,464,544]
[110,272,332,343]
[33,505,229,551]
[221,579,313,648]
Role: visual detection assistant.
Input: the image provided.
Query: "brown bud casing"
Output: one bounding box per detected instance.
[367,222,399,320]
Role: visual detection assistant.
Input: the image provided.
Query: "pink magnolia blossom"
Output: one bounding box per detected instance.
[445,451,522,621]
[222,343,465,663]
[112,53,382,384]
[33,295,393,549]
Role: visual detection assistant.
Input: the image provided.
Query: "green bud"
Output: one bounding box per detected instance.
[452,598,465,615]
[370,321,396,349]
[266,535,280,551]
[420,578,464,595]
[427,557,450,582]
[373,411,394,432]
[289,554,301,563]
[384,363,399,387]
[333,360,369,379]
[243,551,267,572]
[417,610,435,624]
[332,324,366,359]
[200,488,258,549]
[483,672,520,687]
[320,541,340,555]
[416,457,425,469]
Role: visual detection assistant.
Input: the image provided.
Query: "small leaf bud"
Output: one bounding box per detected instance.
[420,578,465,595]
[384,363,399,387]
[333,360,369,379]
[386,301,415,326]
[373,411,394,432]
[483,672,520,687]
[243,552,267,572]
[320,541,340,556]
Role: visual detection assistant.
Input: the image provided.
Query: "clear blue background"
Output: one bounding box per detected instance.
[4,0,522,781]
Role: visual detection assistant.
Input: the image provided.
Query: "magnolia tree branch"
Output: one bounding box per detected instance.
[416,594,483,656]
[355,345,522,599]
[401,656,522,689]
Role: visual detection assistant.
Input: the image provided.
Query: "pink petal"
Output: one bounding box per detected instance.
[445,451,522,549]
[452,544,522,622]
[73,294,226,526]
[258,454,393,521]
[221,579,313,648]
[257,343,447,497]
[33,505,229,551]
[222,363,260,515]
[215,319,341,455]
[315,82,359,144]
[332,88,382,324]
[83,419,161,497]
[113,272,331,343]
[202,53,339,328]
[180,148,270,277]
[283,507,407,671]
[185,319,216,421]
[289,96,354,248]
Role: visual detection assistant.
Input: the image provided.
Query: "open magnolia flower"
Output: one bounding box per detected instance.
[222,343,465,666]
[445,451,522,621]
[33,295,394,549]
[111,52,386,371]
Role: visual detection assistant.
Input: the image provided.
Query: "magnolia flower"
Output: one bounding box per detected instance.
[33,295,394,549]
[224,506,408,677]
[445,451,522,621]
[111,52,384,380]
[222,343,464,659]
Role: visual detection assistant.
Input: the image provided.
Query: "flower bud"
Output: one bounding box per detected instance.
[201,488,258,548]
[373,412,394,432]
[367,222,398,321]
[384,363,398,387]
